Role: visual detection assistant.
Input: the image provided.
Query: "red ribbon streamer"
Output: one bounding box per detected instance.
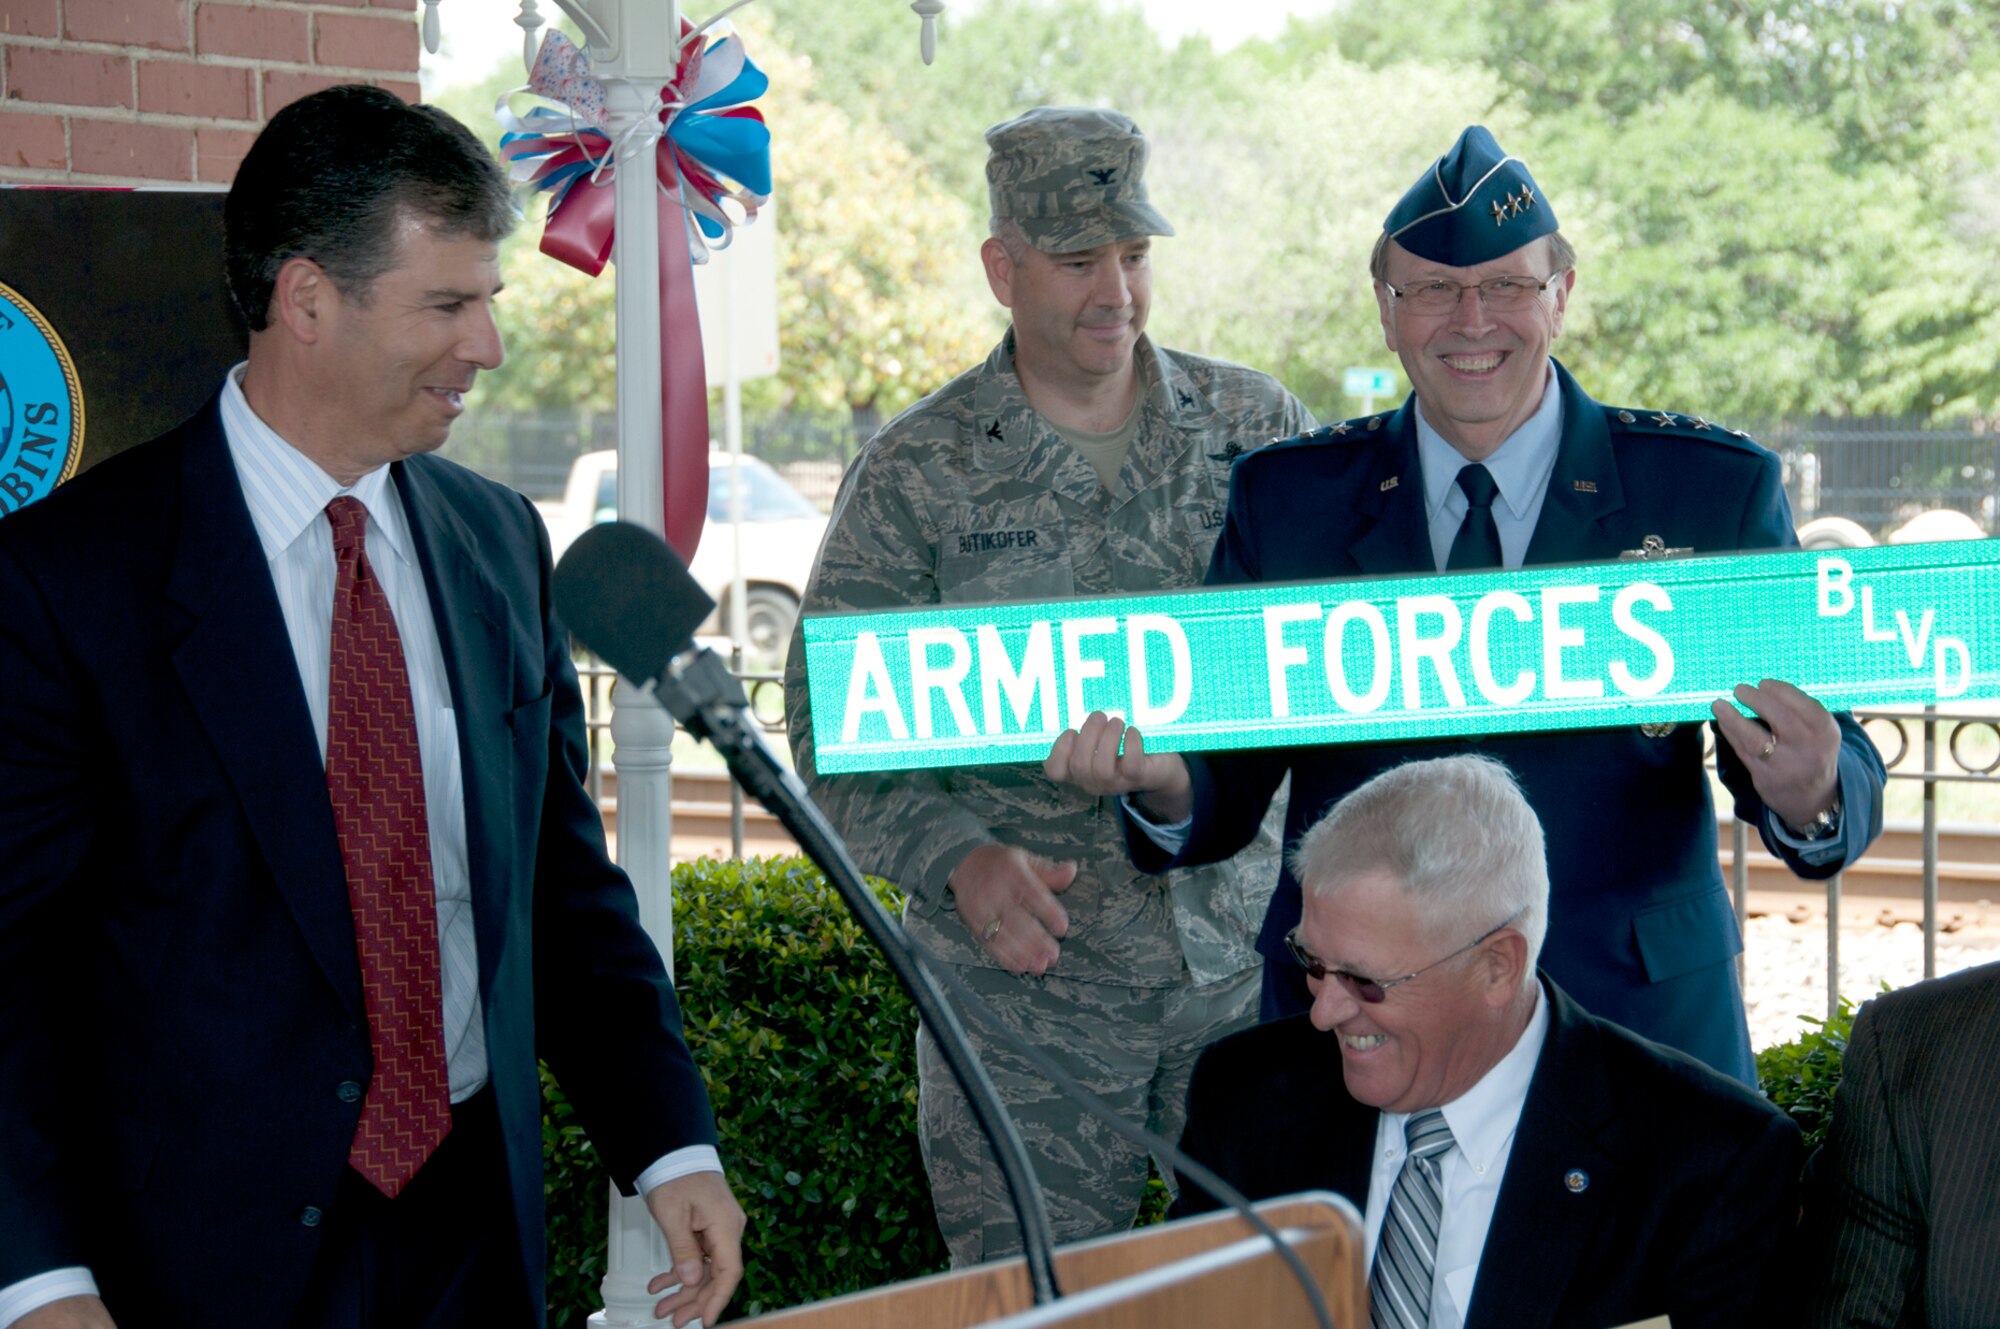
[537,150,708,563]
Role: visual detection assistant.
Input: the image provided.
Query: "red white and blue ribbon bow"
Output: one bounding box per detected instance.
[497,26,772,559]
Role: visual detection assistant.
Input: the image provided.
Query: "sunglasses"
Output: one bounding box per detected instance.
[1284,911,1521,1003]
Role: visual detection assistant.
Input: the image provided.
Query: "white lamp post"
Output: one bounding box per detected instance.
[426,0,941,1320]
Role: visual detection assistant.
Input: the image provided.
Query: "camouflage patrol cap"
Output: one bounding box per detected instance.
[1384,125,1558,267]
[985,106,1174,254]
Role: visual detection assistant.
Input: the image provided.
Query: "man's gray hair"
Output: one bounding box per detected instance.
[1289,755,1549,972]
[1370,228,1577,282]
[990,216,1031,261]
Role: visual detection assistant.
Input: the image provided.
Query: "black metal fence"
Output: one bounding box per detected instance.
[1759,416,1999,537]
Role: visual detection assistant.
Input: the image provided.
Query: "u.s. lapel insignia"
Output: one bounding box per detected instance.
[1564,1169,1590,1194]
[1380,476,1400,492]
[1619,533,1692,560]
[1572,479,1598,493]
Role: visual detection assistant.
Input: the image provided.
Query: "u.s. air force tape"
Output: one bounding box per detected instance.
[800,540,2000,774]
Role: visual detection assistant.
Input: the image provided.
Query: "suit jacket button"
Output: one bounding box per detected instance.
[300,1205,325,1227]
[336,1080,364,1104]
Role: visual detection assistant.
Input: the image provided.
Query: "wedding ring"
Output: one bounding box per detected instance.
[1758,734,1778,760]
[981,917,1003,943]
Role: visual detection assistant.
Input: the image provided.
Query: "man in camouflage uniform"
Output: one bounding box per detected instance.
[783,106,1312,1264]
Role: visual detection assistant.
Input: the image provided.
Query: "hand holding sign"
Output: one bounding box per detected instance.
[1044,713,1194,825]
[948,845,1076,977]
[1710,678,1843,831]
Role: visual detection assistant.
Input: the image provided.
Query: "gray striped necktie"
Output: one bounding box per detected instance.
[1370,1109,1456,1329]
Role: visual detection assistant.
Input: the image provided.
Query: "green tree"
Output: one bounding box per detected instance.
[1544,90,1926,421]
[1142,55,1514,421]
[747,21,1001,429]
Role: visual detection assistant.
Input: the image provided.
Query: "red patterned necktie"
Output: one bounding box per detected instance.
[324,495,452,1197]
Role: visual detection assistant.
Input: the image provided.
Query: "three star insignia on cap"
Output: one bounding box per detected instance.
[1489,184,1538,226]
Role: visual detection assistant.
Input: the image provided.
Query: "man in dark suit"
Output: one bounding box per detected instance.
[1172,754,1802,1329]
[0,87,743,1328]
[1047,124,1884,1084]
[1798,961,2000,1327]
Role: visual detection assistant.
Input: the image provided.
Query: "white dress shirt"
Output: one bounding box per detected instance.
[0,370,715,1328]
[1363,983,1550,1329]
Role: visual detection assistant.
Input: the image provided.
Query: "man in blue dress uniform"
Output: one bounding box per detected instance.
[1047,125,1886,1083]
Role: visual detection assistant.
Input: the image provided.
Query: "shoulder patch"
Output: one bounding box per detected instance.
[1603,405,1767,452]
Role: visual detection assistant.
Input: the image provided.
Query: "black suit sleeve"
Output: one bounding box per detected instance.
[516,496,719,1189]
[0,536,98,1282]
[1796,1004,1920,1328]
[1664,1102,1805,1329]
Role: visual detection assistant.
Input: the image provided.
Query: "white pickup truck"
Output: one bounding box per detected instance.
[536,448,829,665]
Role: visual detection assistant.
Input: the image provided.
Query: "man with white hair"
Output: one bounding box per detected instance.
[1173,755,1801,1329]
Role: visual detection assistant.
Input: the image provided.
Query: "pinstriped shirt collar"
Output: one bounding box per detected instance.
[218,363,414,569]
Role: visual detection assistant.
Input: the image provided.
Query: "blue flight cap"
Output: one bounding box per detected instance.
[1383,125,1558,267]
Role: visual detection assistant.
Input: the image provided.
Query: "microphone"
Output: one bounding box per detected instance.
[554,521,1066,1305]
[552,522,714,686]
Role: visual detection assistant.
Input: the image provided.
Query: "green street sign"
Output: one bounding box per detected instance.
[801,540,2000,774]
[1344,367,1397,397]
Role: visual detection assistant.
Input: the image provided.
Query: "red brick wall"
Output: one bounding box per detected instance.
[0,0,420,184]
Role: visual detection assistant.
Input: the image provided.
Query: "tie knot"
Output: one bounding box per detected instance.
[327,496,368,556]
[1454,463,1498,510]
[1405,1109,1454,1160]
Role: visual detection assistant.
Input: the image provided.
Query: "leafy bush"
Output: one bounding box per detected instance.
[1755,994,1861,1155]
[543,855,948,1323]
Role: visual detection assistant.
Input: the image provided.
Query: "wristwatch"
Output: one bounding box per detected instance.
[1785,793,1843,842]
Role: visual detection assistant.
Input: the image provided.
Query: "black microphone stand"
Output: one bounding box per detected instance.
[646,645,1064,1304]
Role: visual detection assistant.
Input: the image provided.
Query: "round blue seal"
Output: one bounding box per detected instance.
[0,279,84,519]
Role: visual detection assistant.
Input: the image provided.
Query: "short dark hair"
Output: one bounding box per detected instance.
[224,84,515,331]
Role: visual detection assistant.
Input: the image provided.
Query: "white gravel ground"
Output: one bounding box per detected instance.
[1743,898,2000,1051]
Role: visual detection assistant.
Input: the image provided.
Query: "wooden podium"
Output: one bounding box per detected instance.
[739,1192,1366,1328]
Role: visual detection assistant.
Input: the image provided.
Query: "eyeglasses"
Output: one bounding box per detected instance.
[1381,272,1567,314]
[1284,911,1522,1003]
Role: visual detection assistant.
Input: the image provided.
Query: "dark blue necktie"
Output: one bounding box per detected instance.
[1446,464,1503,571]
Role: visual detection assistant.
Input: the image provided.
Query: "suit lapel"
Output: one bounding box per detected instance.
[1465,983,1623,1329]
[1349,404,1433,575]
[393,459,515,998]
[165,405,361,1017]
[1523,362,1629,566]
